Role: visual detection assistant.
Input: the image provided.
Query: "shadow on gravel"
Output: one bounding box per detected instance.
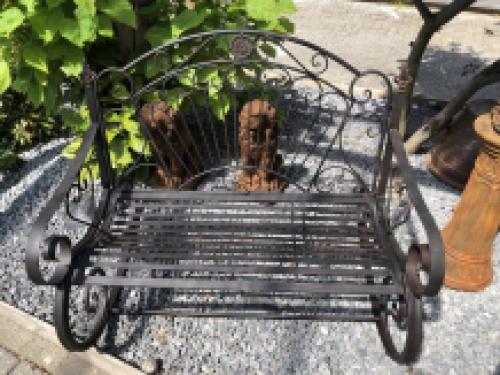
[0,139,69,193]
[0,141,69,245]
[493,363,500,375]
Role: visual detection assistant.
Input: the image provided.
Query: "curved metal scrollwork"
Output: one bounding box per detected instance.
[406,244,431,297]
[40,235,73,276]
[310,51,329,76]
[65,164,96,226]
[229,34,256,60]
[349,70,392,107]
[95,68,135,103]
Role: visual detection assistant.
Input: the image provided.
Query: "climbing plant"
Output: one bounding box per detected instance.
[0,0,297,183]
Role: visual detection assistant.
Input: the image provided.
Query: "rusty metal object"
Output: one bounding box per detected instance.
[232,100,287,193]
[140,101,204,190]
[426,100,498,190]
[442,107,500,292]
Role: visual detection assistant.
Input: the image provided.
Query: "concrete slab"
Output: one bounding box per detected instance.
[9,362,46,375]
[0,302,143,375]
[0,347,20,375]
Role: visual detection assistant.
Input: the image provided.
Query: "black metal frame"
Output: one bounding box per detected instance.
[25,30,444,365]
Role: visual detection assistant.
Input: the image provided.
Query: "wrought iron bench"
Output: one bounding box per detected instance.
[26,30,444,365]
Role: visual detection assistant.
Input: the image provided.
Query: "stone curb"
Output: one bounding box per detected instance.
[0,301,143,375]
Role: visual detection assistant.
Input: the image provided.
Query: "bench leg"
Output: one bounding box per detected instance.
[371,271,423,364]
[54,260,123,351]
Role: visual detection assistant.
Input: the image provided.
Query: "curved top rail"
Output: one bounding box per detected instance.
[122,29,361,76]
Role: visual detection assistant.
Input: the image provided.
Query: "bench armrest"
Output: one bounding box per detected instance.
[389,129,445,297]
[26,121,106,286]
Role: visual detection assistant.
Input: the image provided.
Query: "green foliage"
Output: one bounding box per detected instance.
[0,0,297,183]
[0,88,61,171]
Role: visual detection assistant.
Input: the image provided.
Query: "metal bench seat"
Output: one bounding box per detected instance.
[26,30,445,364]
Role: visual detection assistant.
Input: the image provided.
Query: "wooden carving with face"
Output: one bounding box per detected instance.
[233,99,286,192]
[140,101,204,189]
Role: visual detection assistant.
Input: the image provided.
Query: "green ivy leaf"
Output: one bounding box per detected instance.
[59,17,82,46]
[105,124,122,143]
[144,58,160,79]
[278,17,294,33]
[109,138,133,166]
[47,39,76,60]
[177,68,196,86]
[0,61,10,94]
[62,138,82,159]
[75,0,95,16]
[97,14,114,38]
[74,7,97,43]
[23,43,48,73]
[18,0,38,16]
[26,76,44,107]
[28,7,62,44]
[171,9,206,38]
[163,89,186,111]
[245,0,296,21]
[129,132,145,153]
[60,8,97,47]
[60,108,89,134]
[33,69,47,85]
[123,118,140,134]
[46,0,65,10]
[197,67,219,83]
[60,48,84,77]
[44,83,59,114]
[209,91,231,121]
[259,43,276,58]
[144,22,173,48]
[79,160,99,185]
[11,66,32,93]
[0,7,25,36]
[98,0,136,28]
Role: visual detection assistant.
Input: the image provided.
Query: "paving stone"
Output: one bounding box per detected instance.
[0,346,20,375]
[19,336,68,374]
[53,356,107,375]
[9,362,46,375]
[0,320,32,354]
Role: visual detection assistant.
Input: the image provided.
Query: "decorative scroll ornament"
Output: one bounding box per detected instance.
[230,35,255,60]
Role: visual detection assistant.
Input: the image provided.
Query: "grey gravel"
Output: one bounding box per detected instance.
[1,87,499,375]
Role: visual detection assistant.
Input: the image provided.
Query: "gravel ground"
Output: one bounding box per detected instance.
[1,88,499,375]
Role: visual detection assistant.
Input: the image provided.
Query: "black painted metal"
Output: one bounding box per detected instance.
[24,30,445,364]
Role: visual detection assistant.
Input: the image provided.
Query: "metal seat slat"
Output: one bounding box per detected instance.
[88,250,389,266]
[84,261,392,278]
[78,276,403,295]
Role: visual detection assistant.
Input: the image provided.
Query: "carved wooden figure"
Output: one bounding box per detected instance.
[442,102,500,292]
[232,99,287,192]
[140,101,204,190]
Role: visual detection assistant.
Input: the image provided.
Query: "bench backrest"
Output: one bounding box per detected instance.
[83,30,394,194]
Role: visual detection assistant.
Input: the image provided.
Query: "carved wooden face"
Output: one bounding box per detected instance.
[141,102,177,140]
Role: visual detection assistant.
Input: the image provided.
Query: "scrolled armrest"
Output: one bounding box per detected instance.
[26,122,101,286]
[389,129,445,297]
